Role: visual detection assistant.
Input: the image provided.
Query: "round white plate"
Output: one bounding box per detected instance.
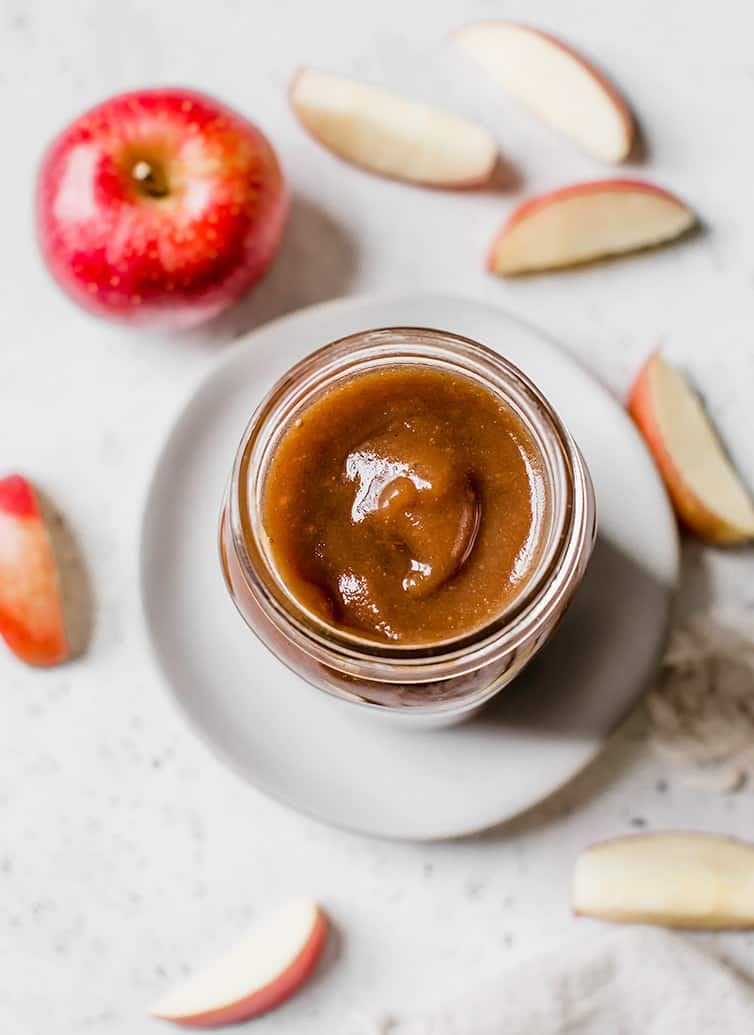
[141,293,678,840]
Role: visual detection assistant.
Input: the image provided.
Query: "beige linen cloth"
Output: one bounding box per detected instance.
[369,929,754,1034]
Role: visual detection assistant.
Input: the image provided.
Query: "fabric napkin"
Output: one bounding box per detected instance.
[374,928,754,1034]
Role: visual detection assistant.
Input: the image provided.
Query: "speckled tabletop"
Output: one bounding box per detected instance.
[2,1,754,1032]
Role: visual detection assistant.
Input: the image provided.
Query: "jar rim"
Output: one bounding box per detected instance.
[225,326,594,684]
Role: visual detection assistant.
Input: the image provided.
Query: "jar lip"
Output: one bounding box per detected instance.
[227,326,589,667]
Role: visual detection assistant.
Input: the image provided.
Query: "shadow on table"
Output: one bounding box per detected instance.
[479,153,524,194]
[478,535,671,736]
[457,532,701,842]
[192,193,359,346]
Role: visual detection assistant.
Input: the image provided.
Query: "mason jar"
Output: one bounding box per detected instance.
[219,327,596,728]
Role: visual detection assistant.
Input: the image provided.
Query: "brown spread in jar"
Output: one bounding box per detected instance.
[260,366,545,644]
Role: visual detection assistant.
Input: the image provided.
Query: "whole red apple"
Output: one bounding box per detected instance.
[36,88,288,329]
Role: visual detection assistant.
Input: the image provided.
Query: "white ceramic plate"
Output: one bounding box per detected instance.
[141,293,678,840]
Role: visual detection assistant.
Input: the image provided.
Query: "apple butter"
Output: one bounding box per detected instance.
[260,366,545,644]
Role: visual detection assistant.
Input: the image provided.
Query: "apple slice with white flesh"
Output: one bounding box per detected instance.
[573,833,754,929]
[0,474,69,667]
[453,21,634,162]
[629,353,754,544]
[290,68,497,187]
[151,899,328,1027]
[488,180,694,275]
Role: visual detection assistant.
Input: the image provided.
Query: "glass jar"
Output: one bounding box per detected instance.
[219,328,596,728]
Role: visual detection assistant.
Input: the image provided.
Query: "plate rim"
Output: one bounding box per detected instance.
[139,290,680,840]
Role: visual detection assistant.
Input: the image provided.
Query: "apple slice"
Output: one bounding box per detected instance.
[573,833,754,929]
[151,898,328,1027]
[453,21,634,162]
[488,179,694,275]
[290,68,497,187]
[629,353,754,544]
[0,475,69,667]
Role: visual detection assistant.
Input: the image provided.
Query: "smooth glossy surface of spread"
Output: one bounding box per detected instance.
[260,366,545,643]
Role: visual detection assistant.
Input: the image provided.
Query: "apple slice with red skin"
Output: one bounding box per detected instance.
[290,68,497,187]
[0,475,69,667]
[573,833,754,929]
[454,21,635,162]
[488,179,694,275]
[151,899,328,1027]
[36,88,288,330]
[629,353,754,544]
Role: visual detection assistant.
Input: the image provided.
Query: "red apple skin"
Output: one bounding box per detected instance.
[153,906,328,1028]
[487,179,690,271]
[628,353,747,545]
[0,475,69,667]
[0,474,38,519]
[36,88,288,330]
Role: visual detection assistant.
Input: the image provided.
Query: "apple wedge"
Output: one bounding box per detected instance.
[488,180,694,275]
[151,898,328,1027]
[0,474,69,667]
[573,833,754,929]
[629,353,754,544]
[290,68,497,187]
[453,21,634,163]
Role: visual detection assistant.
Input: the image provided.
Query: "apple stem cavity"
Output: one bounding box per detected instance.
[131,158,169,199]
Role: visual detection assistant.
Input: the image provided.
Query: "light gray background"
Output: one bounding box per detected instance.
[2,1,753,1032]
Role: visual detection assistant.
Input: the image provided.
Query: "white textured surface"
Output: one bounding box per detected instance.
[388,929,754,1033]
[1,1,754,1032]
